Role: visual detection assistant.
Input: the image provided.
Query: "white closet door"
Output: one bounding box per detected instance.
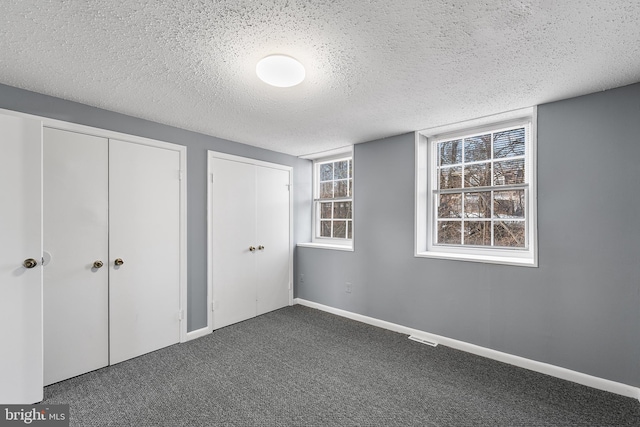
[211,157,258,329]
[0,113,43,404]
[43,128,109,386]
[109,139,181,364]
[256,166,291,316]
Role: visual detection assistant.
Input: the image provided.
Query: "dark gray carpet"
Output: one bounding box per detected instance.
[43,305,640,426]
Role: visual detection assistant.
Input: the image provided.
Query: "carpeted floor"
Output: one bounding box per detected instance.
[43,305,640,426]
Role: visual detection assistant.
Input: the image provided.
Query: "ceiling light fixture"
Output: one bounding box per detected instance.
[256,55,305,88]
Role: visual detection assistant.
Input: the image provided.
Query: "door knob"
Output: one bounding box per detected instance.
[23,258,38,269]
[93,260,104,269]
[249,246,256,252]
[114,258,124,266]
[258,245,265,250]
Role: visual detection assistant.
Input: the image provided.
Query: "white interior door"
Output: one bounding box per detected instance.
[211,157,258,329]
[256,166,291,315]
[109,139,181,364]
[43,128,109,386]
[0,113,43,404]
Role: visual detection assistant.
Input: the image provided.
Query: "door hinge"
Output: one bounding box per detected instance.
[179,170,184,181]
[286,184,291,191]
[211,301,215,311]
[210,173,215,183]
[178,309,184,321]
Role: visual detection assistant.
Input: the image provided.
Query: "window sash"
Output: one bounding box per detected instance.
[313,156,353,241]
[313,196,353,202]
[424,116,534,257]
[434,183,527,195]
[432,186,529,250]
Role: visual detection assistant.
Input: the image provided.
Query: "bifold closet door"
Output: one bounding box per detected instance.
[255,166,290,315]
[0,113,43,404]
[43,128,109,386]
[211,157,257,330]
[210,155,291,330]
[109,139,181,365]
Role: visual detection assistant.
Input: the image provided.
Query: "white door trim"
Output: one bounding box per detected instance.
[0,107,189,343]
[206,150,294,336]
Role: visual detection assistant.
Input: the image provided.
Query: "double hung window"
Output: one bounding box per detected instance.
[416,108,537,266]
[313,155,353,247]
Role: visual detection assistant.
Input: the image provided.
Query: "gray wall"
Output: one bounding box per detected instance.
[0,83,308,332]
[296,83,640,387]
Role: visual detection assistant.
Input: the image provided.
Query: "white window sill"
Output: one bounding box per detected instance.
[297,242,354,252]
[415,250,537,267]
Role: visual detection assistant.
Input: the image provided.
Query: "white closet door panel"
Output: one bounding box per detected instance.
[0,113,43,403]
[211,157,257,329]
[43,128,109,386]
[256,166,291,315]
[109,140,181,364]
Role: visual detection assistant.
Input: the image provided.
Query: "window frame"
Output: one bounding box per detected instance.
[415,107,538,266]
[311,152,354,249]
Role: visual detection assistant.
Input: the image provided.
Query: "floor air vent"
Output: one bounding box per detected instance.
[408,335,438,347]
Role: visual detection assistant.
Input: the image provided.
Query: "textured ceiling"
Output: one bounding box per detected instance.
[1,1,639,156]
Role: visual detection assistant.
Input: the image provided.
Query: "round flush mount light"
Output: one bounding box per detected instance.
[256,54,305,87]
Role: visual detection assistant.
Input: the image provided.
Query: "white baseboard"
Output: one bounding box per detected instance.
[294,298,640,401]
[185,325,211,342]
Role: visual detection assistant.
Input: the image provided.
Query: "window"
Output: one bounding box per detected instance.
[312,154,353,248]
[416,108,537,266]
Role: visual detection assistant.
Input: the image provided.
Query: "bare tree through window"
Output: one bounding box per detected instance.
[316,158,353,240]
[435,127,527,248]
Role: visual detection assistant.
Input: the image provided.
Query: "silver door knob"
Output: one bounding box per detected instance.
[93,260,104,269]
[114,258,124,266]
[258,245,265,250]
[23,258,38,269]
[249,246,256,252]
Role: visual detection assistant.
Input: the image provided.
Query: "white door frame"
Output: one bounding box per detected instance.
[0,108,189,343]
[205,150,294,336]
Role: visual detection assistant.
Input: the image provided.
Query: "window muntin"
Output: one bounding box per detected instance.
[315,157,353,241]
[433,125,528,249]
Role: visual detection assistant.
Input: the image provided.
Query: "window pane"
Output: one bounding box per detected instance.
[464,163,490,187]
[494,159,525,186]
[333,221,347,238]
[334,180,349,197]
[464,221,491,246]
[494,221,525,247]
[464,192,491,218]
[320,221,332,237]
[347,220,352,239]
[334,161,349,179]
[320,163,333,181]
[494,128,525,158]
[320,202,332,219]
[437,221,461,244]
[494,190,525,219]
[439,166,462,189]
[464,134,491,162]
[333,202,352,219]
[320,182,333,199]
[348,160,353,178]
[439,139,462,165]
[438,194,461,218]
